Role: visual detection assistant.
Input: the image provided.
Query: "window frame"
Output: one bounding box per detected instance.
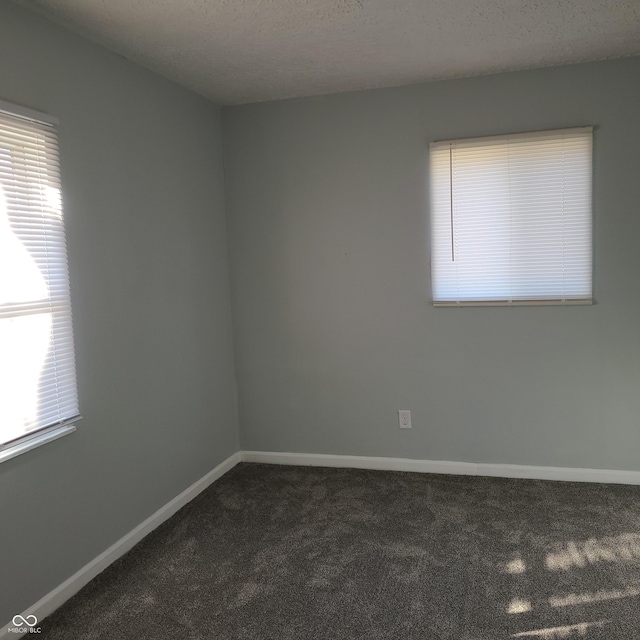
[0,98,81,464]
[429,126,594,307]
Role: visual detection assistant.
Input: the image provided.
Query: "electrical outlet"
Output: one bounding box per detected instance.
[399,410,411,429]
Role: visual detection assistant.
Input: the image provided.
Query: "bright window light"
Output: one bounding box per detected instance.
[0,101,80,454]
[430,127,593,306]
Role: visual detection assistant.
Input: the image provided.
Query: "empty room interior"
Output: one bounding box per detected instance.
[1,1,640,638]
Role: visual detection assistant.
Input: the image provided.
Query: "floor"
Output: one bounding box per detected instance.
[40,463,640,639]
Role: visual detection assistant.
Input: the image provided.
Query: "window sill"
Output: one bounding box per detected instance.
[433,299,593,307]
[0,424,77,464]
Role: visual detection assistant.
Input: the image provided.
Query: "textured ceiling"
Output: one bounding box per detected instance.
[17,0,640,104]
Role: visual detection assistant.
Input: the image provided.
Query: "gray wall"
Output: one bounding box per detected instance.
[223,57,640,470]
[0,2,238,624]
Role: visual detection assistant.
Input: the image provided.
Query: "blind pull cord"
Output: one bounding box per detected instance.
[449,144,455,262]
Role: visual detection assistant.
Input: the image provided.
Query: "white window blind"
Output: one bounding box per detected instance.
[0,101,80,452]
[430,127,593,306]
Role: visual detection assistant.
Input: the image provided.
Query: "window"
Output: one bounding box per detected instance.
[0,100,80,462]
[430,127,593,306]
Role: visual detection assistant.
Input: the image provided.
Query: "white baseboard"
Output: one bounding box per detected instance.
[1,451,241,639]
[240,450,640,485]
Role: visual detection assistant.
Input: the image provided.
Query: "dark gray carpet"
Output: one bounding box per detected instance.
[40,463,640,639]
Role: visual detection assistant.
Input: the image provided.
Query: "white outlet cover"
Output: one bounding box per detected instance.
[399,410,411,429]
